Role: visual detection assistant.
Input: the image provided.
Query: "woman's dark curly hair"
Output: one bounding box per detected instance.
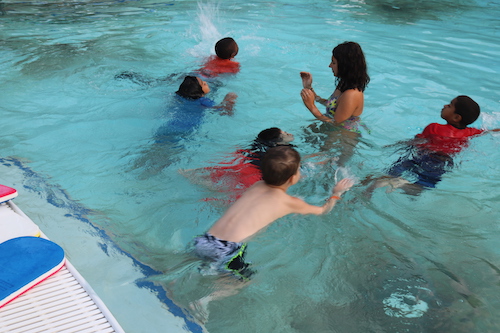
[176,76,204,99]
[333,41,370,93]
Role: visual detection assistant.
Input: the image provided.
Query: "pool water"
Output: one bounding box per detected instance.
[1,0,500,332]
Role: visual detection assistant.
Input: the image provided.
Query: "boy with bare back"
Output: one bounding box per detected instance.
[193,145,354,279]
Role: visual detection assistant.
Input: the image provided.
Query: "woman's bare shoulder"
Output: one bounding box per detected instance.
[341,88,364,98]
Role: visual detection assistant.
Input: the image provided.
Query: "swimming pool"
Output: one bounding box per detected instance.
[1,0,499,332]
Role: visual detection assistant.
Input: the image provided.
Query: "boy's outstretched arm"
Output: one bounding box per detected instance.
[290,178,354,215]
[214,92,237,115]
[324,178,355,213]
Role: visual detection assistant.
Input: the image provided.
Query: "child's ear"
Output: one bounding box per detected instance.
[289,171,300,184]
[453,113,463,123]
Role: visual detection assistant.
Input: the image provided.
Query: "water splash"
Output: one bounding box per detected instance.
[187,1,222,58]
[383,292,429,318]
[481,112,500,131]
[335,166,360,184]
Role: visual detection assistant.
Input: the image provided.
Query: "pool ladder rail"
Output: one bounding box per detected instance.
[0,185,126,333]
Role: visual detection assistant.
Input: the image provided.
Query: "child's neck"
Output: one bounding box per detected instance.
[217,56,235,62]
[447,121,466,129]
[266,183,291,193]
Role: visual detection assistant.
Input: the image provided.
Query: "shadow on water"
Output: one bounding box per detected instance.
[342,0,477,24]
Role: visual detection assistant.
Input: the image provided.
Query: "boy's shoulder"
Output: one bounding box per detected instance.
[200,55,240,77]
[419,123,483,139]
[243,181,293,200]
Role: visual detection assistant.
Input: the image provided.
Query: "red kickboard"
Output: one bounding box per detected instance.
[0,185,18,203]
[0,236,65,308]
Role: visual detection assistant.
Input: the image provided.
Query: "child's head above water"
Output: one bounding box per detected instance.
[176,76,210,99]
[454,95,480,127]
[261,146,300,186]
[442,95,480,128]
[257,127,295,147]
[215,37,239,60]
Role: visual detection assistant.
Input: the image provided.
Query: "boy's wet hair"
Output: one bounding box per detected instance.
[257,127,282,144]
[455,95,480,127]
[215,37,237,59]
[261,146,300,186]
[176,76,204,99]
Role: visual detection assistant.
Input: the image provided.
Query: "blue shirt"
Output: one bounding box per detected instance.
[154,96,215,143]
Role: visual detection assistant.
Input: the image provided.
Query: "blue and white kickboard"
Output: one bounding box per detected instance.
[0,236,65,308]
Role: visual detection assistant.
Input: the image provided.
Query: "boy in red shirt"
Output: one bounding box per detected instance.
[199,37,240,77]
[370,95,499,195]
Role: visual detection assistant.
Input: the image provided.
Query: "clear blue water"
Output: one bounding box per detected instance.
[1,0,500,332]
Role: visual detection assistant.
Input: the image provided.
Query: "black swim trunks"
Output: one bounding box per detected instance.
[193,233,254,279]
[388,150,454,188]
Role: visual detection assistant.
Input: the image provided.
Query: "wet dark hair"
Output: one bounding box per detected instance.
[215,37,238,59]
[248,128,294,169]
[454,95,480,127]
[257,127,282,144]
[333,41,370,92]
[175,76,204,99]
[261,146,300,186]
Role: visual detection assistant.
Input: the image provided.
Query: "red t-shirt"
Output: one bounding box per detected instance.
[208,149,261,189]
[199,55,240,77]
[416,123,483,154]
[200,149,261,203]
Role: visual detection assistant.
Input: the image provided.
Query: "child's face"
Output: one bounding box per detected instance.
[278,130,294,144]
[197,77,210,94]
[329,55,338,77]
[232,43,239,58]
[441,98,457,121]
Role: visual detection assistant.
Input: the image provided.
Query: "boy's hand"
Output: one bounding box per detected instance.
[332,178,354,195]
[218,92,238,115]
[224,92,237,102]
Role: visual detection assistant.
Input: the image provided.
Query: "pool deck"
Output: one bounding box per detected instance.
[0,159,201,333]
[0,198,126,333]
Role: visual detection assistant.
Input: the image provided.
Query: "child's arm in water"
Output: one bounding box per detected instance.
[214,92,237,116]
[290,178,354,215]
[383,136,427,149]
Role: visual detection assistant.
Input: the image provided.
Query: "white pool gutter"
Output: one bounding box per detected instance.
[0,198,126,333]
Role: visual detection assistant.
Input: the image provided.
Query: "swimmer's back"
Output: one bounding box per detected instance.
[208,181,296,243]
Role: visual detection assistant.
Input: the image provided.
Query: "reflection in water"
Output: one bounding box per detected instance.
[302,121,364,167]
[346,0,474,24]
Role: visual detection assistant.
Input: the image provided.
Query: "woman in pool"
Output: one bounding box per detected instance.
[300,41,369,132]
[299,41,369,166]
